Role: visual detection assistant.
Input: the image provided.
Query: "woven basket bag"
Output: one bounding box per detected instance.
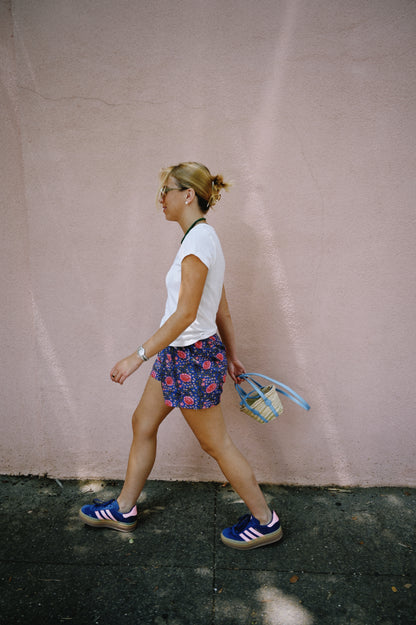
[235,373,310,424]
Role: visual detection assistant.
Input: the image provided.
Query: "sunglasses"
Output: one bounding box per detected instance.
[159,185,186,198]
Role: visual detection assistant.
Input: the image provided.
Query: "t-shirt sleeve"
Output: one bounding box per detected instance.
[178,227,216,269]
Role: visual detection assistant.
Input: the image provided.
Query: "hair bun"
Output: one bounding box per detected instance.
[208,174,231,208]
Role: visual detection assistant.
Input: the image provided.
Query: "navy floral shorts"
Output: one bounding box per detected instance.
[151,334,228,409]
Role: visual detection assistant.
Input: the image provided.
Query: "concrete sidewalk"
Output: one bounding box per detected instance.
[0,476,415,625]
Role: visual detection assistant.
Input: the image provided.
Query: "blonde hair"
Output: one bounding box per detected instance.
[158,161,231,212]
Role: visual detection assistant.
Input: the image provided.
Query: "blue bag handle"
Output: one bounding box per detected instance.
[235,372,310,414]
[235,376,280,422]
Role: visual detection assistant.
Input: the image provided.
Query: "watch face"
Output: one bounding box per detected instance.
[138,346,147,360]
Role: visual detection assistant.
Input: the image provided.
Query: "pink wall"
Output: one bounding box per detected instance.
[1,0,415,486]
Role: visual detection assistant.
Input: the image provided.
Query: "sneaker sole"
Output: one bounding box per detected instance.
[79,510,138,533]
[221,526,283,550]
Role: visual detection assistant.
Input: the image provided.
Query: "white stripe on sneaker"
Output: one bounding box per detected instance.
[96,510,116,521]
[247,529,263,538]
[240,528,263,541]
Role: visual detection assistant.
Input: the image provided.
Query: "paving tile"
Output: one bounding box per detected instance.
[213,569,415,625]
[0,478,215,568]
[1,477,415,625]
[215,485,416,576]
[1,562,213,625]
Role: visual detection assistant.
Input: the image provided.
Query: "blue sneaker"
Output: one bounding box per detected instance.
[79,498,138,532]
[221,510,283,550]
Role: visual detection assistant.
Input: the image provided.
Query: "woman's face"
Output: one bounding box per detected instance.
[159,176,186,222]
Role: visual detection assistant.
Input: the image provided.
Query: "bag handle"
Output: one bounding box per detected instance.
[236,372,310,411]
[235,377,279,422]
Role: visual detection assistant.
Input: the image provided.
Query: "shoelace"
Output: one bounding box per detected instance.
[92,498,115,508]
[233,514,253,532]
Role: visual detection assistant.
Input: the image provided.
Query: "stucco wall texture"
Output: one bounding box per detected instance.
[1,0,415,486]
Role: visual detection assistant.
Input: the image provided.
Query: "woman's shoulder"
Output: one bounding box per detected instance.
[186,224,222,252]
[179,224,222,262]
[186,223,219,244]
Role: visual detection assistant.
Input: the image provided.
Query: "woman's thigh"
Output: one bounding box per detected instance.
[132,375,173,436]
[180,404,231,455]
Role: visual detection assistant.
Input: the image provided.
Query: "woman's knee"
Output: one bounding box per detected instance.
[131,406,159,439]
[198,432,233,460]
[131,377,172,438]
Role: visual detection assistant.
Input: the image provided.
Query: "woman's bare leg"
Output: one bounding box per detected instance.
[117,376,172,511]
[181,404,271,524]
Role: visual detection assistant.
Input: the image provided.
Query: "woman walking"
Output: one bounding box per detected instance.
[79,162,282,550]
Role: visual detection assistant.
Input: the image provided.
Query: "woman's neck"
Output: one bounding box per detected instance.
[180,215,207,244]
[179,206,206,235]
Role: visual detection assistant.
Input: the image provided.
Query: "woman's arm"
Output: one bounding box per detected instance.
[216,286,246,383]
[143,254,207,357]
[110,255,208,384]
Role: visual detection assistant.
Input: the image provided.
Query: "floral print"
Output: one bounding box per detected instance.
[151,334,228,409]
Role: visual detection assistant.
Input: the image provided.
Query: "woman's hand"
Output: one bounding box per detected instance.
[110,353,142,385]
[227,358,246,384]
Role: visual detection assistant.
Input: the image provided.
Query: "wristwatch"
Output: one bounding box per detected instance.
[137,345,148,361]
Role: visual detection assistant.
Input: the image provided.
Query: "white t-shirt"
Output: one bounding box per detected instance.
[160,223,225,347]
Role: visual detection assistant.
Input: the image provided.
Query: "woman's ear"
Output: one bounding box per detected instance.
[184,188,196,204]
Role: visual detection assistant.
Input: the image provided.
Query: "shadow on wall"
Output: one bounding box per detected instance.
[231,213,352,486]
[219,0,353,485]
